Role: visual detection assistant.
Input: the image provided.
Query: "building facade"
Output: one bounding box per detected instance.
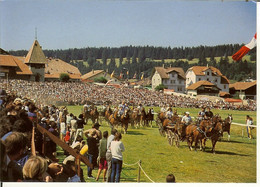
[152,67,186,93]
[185,66,229,93]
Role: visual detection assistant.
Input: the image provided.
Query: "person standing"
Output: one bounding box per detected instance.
[86,130,99,179]
[110,133,125,183]
[96,131,108,181]
[246,115,253,139]
[106,129,117,182]
[73,114,85,144]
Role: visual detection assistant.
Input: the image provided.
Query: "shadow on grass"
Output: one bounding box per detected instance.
[220,139,256,145]
[204,149,249,156]
[126,131,145,135]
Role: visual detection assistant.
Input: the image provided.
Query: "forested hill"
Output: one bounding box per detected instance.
[9,44,256,82]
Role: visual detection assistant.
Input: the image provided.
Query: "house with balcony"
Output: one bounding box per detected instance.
[152,67,186,93]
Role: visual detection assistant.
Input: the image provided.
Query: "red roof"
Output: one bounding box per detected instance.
[224,98,242,103]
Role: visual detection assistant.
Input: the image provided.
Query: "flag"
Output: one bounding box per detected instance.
[119,72,123,79]
[141,73,144,80]
[133,72,136,79]
[110,70,114,78]
[232,33,257,61]
[127,71,129,75]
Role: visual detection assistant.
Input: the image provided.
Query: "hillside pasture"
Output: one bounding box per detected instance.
[58,106,256,183]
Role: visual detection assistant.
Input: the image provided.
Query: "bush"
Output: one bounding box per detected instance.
[59,73,70,82]
[94,76,107,83]
[155,84,167,91]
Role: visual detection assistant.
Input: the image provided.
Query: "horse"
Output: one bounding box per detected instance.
[146,108,154,127]
[104,107,113,123]
[85,107,99,124]
[158,112,166,123]
[140,108,147,127]
[130,108,141,128]
[185,119,214,151]
[108,110,120,129]
[120,109,130,134]
[222,114,233,141]
[208,121,223,154]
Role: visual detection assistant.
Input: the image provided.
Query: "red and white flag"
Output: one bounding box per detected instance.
[232,33,257,61]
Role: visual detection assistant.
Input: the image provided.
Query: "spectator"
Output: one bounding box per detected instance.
[2,132,28,182]
[86,130,99,179]
[166,173,176,183]
[22,156,51,182]
[106,129,117,182]
[96,131,108,181]
[73,114,85,144]
[46,121,59,162]
[110,132,125,183]
[246,115,254,139]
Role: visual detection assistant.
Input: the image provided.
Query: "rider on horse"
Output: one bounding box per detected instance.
[166,108,173,119]
[197,107,206,124]
[181,112,192,126]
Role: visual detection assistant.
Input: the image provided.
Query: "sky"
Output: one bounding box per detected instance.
[0,0,256,50]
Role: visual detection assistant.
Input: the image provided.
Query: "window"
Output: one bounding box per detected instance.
[215,79,218,83]
[207,78,209,81]
[198,78,201,81]
[171,80,176,84]
[224,85,226,89]
[207,72,210,76]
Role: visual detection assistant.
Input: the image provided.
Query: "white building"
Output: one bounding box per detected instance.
[185,66,229,93]
[152,67,186,93]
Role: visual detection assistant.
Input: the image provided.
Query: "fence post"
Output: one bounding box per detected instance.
[76,155,81,177]
[137,160,141,182]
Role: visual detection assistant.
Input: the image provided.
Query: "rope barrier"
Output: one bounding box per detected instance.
[123,161,140,166]
[137,162,155,183]
[122,160,156,183]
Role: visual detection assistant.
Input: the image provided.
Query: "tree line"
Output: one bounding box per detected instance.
[8,44,256,81]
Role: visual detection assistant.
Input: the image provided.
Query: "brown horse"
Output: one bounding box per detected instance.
[146,108,154,127]
[131,108,141,128]
[120,109,130,134]
[185,119,214,151]
[222,114,232,141]
[207,121,223,154]
[158,112,166,123]
[140,108,147,127]
[108,110,119,128]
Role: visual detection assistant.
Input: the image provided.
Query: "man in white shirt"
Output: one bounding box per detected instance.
[181,112,192,126]
[106,129,117,182]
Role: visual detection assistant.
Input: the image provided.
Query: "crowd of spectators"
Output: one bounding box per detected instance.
[0,89,125,182]
[0,79,256,111]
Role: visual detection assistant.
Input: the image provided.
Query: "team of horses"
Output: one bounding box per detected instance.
[82,105,233,153]
[157,111,233,154]
[83,105,154,134]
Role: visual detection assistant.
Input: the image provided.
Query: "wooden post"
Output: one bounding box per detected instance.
[76,155,81,177]
[42,132,46,155]
[137,160,141,182]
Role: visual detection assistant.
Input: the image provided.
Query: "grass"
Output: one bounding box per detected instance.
[57,105,256,183]
[74,55,255,68]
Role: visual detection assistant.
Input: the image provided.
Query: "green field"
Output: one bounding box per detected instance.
[73,55,255,68]
[57,106,256,183]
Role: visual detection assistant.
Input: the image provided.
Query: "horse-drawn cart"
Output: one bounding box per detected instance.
[165,125,180,147]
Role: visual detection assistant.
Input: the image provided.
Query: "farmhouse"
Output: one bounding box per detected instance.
[185,66,229,93]
[186,80,221,97]
[229,81,256,100]
[81,70,120,84]
[151,67,186,93]
[0,40,81,82]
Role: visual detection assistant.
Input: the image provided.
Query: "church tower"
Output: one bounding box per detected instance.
[24,40,47,82]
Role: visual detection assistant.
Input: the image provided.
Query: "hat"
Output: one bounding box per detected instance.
[41,117,47,122]
[186,112,190,115]
[14,98,22,105]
